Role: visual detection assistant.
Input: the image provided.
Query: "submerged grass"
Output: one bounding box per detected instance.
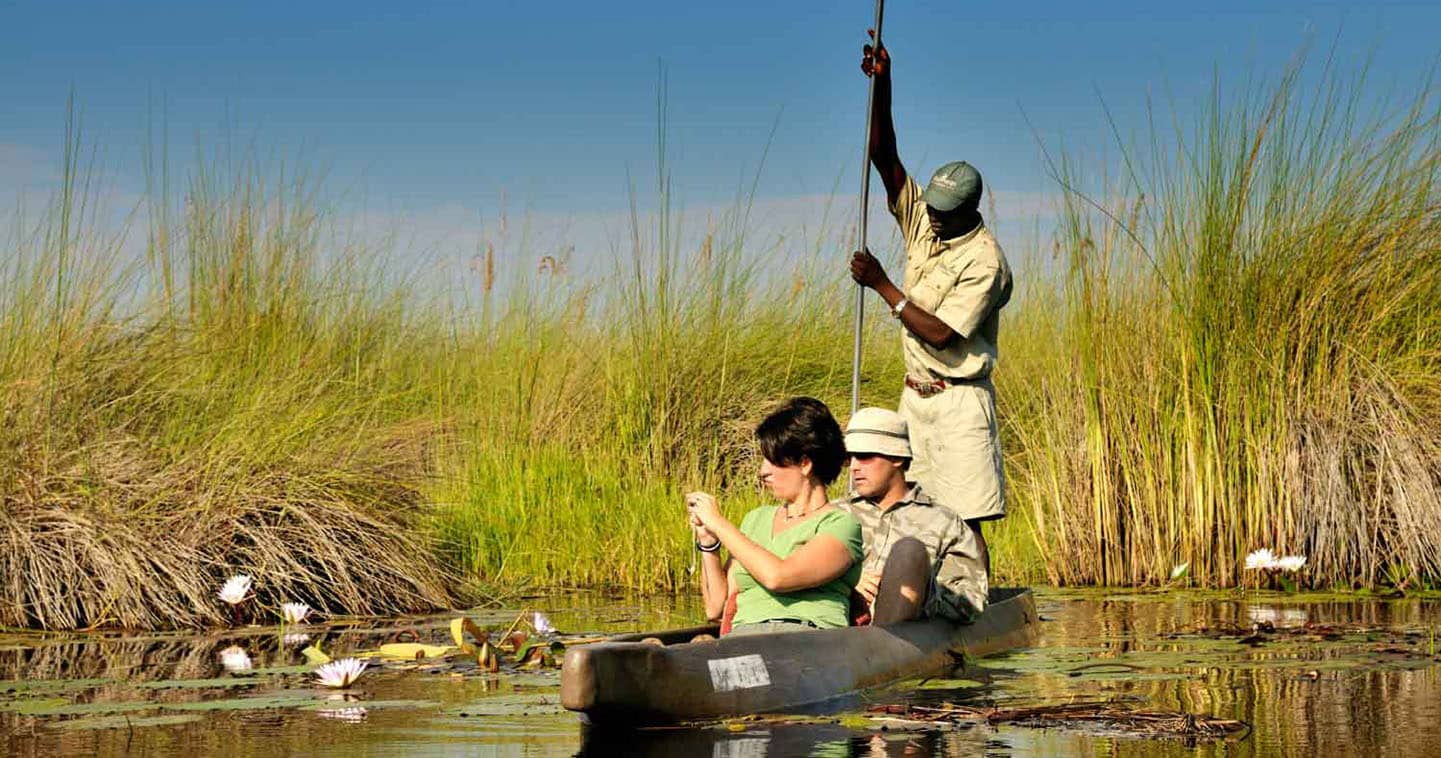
[1,52,1438,629]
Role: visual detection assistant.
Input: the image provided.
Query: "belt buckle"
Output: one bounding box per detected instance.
[908,377,945,398]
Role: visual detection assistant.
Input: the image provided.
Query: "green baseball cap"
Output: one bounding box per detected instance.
[921,161,983,213]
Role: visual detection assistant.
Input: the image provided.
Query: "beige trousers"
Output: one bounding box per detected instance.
[898,381,1006,522]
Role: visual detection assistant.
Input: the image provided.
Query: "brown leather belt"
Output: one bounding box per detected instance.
[904,374,990,398]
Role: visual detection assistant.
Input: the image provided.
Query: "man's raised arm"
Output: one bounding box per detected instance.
[863,32,906,208]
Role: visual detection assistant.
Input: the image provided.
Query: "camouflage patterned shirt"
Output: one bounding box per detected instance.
[836,484,988,622]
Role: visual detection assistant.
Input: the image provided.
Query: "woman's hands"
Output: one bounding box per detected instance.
[686,492,721,547]
[686,491,721,529]
[686,492,729,622]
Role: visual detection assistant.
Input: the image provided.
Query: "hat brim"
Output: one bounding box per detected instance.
[845,431,912,460]
[921,185,966,213]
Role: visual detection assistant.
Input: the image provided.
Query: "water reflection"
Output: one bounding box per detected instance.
[314,694,368,724]
[2,590,1441,756]
[579,723,952,757]
[1245,604,1308,628]
[282,632,312,648]
[218,645,254,673]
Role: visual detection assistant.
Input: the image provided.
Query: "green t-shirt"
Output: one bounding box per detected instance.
[730,506,865,629]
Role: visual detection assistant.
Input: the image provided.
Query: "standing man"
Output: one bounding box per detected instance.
[849,33,1013,569]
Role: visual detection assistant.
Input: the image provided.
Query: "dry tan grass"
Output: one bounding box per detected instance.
[0,430,456,631]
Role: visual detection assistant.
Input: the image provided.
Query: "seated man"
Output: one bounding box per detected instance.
[837,407,988,624]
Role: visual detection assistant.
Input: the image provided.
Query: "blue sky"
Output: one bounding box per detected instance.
[2,1,1438,272]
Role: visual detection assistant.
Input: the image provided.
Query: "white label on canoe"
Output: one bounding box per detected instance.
[707,654,771,691]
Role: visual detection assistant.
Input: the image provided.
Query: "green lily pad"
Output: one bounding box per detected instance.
[51,713,204,731]
[245,664,315,677]
[136,677,261,690]
[491,672,561,687]
[161,694,323,712]
[1,699,157,717]
[0,678,113,695]
[447,693,565,717]
[914,678,985,690]
[299,699,437,711]
[0,697,69,714]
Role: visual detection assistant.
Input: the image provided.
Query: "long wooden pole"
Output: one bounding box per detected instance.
[852,0,885,418]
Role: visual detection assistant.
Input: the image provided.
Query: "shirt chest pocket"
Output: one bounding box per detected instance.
[908,255,963,313]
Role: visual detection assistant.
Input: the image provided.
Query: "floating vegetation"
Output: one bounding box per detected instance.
[1,699,158,717]
[298,698,436,712]
[135,677,262,690]
[449,693,566,718]
[4,591,1441,755]
[162,694,328,712]
[0,678,114,695]
[912,677,985,691]
[0,604,583,749]
[52,713,205,731]
[867,701,1250,742]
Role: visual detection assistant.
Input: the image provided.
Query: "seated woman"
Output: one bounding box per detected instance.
[686,396,864,635]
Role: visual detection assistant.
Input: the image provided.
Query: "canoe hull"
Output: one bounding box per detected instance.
[561,587,1037,725]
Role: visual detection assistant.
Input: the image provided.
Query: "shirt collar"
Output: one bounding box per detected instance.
[896,484,934,509]
[940,223,983,247]
[847,483,934,512]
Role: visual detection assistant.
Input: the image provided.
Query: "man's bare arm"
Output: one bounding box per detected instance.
[850,248,959,349]
[863,33,907,207]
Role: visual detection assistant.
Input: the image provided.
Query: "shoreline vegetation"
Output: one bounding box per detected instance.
[3,60,1438,630]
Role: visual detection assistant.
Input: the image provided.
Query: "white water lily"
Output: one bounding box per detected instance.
[219,645,253,673]
[283,632,312,647]
[314,657,368,688]
[218,574,253,605]
[1274,555,1307,572]
[281,602,311,624]
[533,611,554,635]
[1244,549,1277,570]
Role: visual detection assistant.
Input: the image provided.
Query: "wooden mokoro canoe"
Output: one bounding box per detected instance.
[561,587,1038,725]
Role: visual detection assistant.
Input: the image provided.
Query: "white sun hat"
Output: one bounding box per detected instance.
[844,407,912,459]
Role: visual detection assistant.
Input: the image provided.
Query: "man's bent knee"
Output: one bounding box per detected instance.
[889,537,929,575]
[872,537,931,625]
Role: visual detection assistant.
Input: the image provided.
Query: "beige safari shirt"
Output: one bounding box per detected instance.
[836,485,988,622]
[891,175,1013,380]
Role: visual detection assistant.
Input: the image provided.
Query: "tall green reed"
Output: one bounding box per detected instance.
[1013,55,1441,587]
[6,48,1437,628]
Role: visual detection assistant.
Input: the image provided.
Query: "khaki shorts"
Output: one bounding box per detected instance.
[899,381,1006,521]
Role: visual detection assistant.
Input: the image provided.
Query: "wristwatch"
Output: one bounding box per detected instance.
[890,297,909,318]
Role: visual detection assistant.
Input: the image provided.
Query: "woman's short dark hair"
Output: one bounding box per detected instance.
[755,396,847,486]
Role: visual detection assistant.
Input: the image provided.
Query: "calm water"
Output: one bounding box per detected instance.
[4,589,1441,756]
